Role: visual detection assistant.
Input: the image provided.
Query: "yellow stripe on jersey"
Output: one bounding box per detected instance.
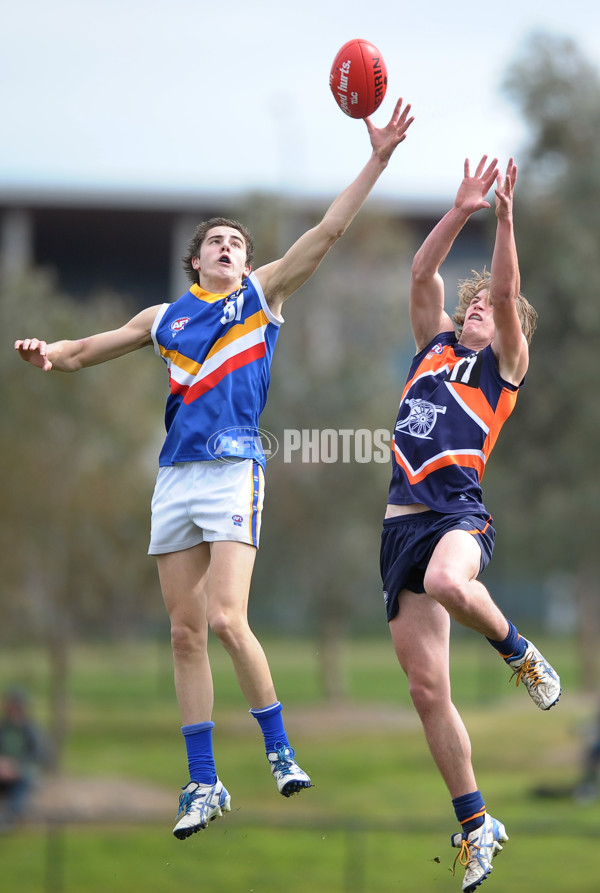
[190,284,228,304]
[204,309,269,363]
[158,308,269,380]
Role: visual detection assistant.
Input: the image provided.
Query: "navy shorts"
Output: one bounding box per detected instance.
[380,510,495,622]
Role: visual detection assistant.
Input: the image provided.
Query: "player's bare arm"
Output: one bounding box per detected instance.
[256,98,414,316]
[410,156,499,350]
[14,304,160,373]
[489,159,528,385]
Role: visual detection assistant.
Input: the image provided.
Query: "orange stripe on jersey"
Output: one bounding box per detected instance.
[393,441,486,483]
[400,353,451,401]
[400,357,452,403]
[481,387,519,459]
[449,381,496,431]
[158,309,268,376]
[203,309,268,363]
[159,345,201,376]
[184,342,266,403]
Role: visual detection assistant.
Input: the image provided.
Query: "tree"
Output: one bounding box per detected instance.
[1,270,166,765]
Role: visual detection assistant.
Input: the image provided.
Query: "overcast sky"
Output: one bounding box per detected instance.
[2,0,598,204]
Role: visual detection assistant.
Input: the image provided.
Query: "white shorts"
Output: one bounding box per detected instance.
[148,459,265,555]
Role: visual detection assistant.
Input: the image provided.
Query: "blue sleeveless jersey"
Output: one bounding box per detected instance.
[387,331,522,513]
[151,272,282,467]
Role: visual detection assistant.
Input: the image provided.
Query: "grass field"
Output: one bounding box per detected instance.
[0,634,598,892]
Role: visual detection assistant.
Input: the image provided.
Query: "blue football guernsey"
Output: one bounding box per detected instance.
[151,272,282,468]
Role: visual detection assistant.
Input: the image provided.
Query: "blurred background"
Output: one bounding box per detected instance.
[1,1,599,890]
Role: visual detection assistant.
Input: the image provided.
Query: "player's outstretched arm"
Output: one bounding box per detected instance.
[14,305,160,373]
[255,98,414,315]
[410,155,498,350]
[490,158,528,385]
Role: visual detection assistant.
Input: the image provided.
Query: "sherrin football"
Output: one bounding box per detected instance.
[329,39,388,119]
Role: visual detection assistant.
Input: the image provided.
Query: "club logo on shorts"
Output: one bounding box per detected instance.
[232,514,244,527]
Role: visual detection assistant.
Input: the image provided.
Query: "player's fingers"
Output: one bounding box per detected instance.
[483,157,499,183]
[20,338,46,354]
[399,103,413,127]
[474,155,489,177]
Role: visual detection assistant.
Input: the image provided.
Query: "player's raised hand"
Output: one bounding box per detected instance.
[455,155,499,215]
[495,157,517,220]
[14,338,53,372]
[365,98,414,164]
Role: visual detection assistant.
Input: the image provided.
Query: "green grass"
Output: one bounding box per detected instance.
[0,635,598,892]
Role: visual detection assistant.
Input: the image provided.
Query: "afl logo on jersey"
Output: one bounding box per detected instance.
[428,342,444,357]
[170,317,191,334]
[232,514,244,527]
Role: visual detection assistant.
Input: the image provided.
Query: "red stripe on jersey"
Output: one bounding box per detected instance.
[183,341,266,404]
[169,371,189,398]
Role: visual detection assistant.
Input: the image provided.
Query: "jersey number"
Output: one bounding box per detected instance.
[220,294,245,326]
[446,355,481,386]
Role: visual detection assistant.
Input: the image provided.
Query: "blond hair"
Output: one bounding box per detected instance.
[452,269,538,345]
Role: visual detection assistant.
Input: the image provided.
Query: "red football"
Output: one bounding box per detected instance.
[329,39,388,119]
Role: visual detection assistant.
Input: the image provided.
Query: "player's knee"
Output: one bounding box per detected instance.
[424,568,468,612]
[408,676,447,718]
[207,610,229,642]
[170,621,206,657]
[207,609,245,649]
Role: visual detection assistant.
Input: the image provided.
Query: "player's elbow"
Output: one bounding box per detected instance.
[321,219,348,248]
[411,257,440,289]
[55,340,86,373]
[411,253,434,283]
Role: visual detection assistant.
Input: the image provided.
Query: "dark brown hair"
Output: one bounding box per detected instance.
[182,217,255,285]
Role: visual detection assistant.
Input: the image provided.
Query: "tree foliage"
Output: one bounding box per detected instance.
[1,271,171,758]
[1,271,166,644]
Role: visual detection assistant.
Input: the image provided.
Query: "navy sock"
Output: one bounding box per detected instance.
[181,721,217,785]
[452,790,486,834]
[486,619,527,662]
[250,701,289,753]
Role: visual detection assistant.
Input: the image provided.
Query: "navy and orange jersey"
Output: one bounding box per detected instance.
[387,331,522,514]
[151,272,282,468]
